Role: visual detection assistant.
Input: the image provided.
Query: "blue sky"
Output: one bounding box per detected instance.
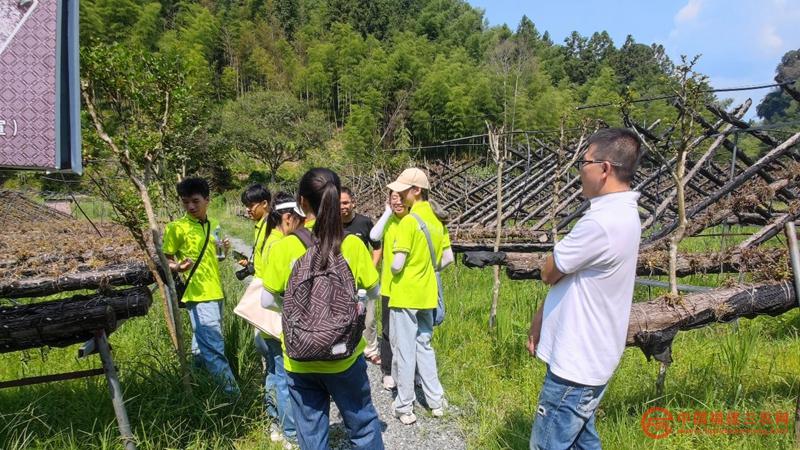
[467,0,800,119]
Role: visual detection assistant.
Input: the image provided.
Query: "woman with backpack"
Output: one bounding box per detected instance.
[260,168,384,450]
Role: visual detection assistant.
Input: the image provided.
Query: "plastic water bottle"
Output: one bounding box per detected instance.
[357,288,367,315]
[214,225,225,260]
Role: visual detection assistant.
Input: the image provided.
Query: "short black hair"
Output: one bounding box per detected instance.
[586,128,642,183]
[176,177,210,198]
[240,183,271,205]
[340,186,354,199]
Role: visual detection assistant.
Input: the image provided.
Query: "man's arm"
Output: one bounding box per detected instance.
[371,248,382,267]
[527,303,544,357]
[540,254,565,286]
[165,254,192,272]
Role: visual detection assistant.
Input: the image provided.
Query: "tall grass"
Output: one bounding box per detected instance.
[1,202,797,449]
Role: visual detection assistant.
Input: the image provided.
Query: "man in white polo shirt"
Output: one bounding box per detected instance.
[527,128,642,450]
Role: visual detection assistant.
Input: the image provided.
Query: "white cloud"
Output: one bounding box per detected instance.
[675,0,703,24]
[759,25,783,52]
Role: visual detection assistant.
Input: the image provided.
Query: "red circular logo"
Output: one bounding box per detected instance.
[641,407,673,439]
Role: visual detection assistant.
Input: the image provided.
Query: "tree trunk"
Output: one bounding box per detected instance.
[627,282,797,363]
[487,124,503,329]
[81,88,191,393]
[669,150,688,296]
[475,247,788,280]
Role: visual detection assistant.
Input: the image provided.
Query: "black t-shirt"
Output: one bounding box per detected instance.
[344,213,381,250]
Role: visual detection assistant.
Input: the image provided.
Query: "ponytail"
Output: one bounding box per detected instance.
[298,168,344,268]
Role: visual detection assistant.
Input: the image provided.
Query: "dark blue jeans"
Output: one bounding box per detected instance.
[530,367,608,450]
[286,356,384,450]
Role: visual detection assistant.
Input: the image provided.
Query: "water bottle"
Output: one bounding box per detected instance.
[356,288,367,315]
[214,225,225,260]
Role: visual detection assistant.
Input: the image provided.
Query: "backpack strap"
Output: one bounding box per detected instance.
[250,220,267,263]
[410,213,439,272]
[181,220,211,300]
[411,213,446,324]
[292,226,316,249]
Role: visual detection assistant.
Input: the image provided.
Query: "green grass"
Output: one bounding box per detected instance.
[437,268,799,449]
[1,202,798,449]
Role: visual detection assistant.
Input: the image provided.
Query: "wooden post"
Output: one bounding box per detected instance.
[783,222,800,447]
[95,330,137,450]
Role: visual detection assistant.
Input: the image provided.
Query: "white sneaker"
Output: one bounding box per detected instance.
[382,375,396,390]
[269,423,283,442]
[431,398,448,417]
[394,410,417,425]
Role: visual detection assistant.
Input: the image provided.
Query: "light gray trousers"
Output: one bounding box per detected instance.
[389,307,444,413]
[363,297,379,357]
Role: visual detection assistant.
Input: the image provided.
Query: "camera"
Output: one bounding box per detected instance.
[235,263,255,280]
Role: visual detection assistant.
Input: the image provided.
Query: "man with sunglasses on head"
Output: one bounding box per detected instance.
[527,128,643,450]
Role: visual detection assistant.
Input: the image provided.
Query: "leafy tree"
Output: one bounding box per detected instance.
[218,90,329,180]
[81,43,202,385]
[757,48,800,123]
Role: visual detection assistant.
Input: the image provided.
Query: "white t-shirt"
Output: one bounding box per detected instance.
[536,190,641,386]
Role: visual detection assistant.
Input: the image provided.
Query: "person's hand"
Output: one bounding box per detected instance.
[237,259,249,267]
[223,238,231,250]
[385,193,392,213]
[176,258,193,272]
[527,324,540,357]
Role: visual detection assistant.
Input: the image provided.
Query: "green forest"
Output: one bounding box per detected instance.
[67,0,789,186]
[0,0,794,194]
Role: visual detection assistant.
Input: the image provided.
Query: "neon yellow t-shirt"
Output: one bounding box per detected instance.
[380,215,402,297]
[257,220,314,279]
[252,218,268,280]
[389,201,451,309]
[263,233,378,374]
[162,214,224,302]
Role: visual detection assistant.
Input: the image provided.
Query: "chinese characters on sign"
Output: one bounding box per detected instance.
[641,406,791,439]
[0,119,18,137]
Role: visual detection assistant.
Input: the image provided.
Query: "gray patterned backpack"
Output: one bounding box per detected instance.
[282,228,364,361]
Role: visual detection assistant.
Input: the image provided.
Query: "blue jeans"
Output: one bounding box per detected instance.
[187,300,239,395]
[530,367,608,450]
[286,356,384,450]
[254,332,296,439]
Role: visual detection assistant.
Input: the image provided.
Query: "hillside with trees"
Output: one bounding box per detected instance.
[71,0,695,185]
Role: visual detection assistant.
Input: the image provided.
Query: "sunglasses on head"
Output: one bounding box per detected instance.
[572,159,623,169]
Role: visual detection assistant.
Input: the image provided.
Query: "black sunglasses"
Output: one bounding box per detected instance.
[572,159,624,169]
